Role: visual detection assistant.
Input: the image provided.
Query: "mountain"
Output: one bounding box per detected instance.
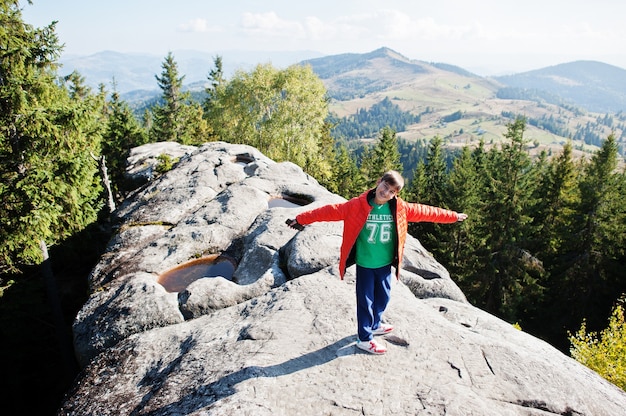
[494,61,626,113]
[63,47,625,157]
[301,48,625,159]
[302,46,493,103]
[59,49,325,93]
[60,51,163,93]
[63,48,626,116]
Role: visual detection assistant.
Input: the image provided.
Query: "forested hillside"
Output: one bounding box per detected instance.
[117,47,626,163]
[1,3,625,414]
[305,47,626,164]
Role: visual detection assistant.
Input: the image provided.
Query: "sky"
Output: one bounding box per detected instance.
[20,0,626,75]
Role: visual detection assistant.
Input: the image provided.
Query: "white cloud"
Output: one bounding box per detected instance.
[240,12,305,38]
[178,18,213,33]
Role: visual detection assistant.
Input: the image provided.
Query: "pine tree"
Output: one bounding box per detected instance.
[408,136,449,259]
[477,118,544,321]
[360,126,402,186]
[407,161,427,203]
[519,142,581,340]
[329,143,364,199]
[0,2,103,272]
[444,146,485,295]
[150,52,209,145]
[203,55,225,122]
[102,90,148,198]
[564,134,626,333]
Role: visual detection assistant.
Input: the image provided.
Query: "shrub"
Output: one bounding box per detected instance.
[569,297,626,391]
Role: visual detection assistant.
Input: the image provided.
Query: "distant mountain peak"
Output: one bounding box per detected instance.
[366,47,411,61]
[495,60,626,112]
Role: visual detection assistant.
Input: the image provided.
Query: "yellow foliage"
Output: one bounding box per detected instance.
[569,298,626,391]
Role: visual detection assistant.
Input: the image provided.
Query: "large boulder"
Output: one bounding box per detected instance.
[73,142,464,367]
[62,142,626,415]
[62,272,626,415]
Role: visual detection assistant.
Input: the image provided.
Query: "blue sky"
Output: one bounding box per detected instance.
[21,0,626,75]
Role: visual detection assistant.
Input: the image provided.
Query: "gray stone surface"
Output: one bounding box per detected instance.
[62,142,626,415]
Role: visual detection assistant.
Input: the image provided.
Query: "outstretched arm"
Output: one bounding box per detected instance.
[405,202,465,224]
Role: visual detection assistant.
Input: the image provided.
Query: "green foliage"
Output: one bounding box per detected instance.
[474,118,544,320]
[155,153,177,174]
[326,143,364,199]
[205,63,329,176]
[397,138,429,180]
[305,120,337,188]
[404,117,625,357]
[359,127,403,186]
[554,134,626,334]
[441,146,485,291]
[203,54,225,116]
[0,2,103,272]
[570,298,626,390]
[150,52,210,145]
[408,136,450,261]
[442,110,463,123]
[330,97,420,140]
[102,90,148,198]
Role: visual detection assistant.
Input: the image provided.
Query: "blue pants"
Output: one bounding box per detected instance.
[356,264,392,341]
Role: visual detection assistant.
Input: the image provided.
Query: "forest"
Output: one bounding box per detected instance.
[1,1,624,413]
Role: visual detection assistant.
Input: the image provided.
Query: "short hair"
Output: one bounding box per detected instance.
[381,170,404,191]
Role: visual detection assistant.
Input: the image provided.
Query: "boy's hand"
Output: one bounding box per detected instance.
[285,219,304,231]
[456,213,468,222]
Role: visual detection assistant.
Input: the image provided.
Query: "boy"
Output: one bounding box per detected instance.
[287,170,467,354]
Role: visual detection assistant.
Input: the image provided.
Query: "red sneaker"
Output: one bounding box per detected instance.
[357,339,387,354]
[372,323,394,336]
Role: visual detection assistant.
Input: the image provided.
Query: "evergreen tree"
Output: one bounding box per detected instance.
[521,142,581,341]
[477,118,544,321]
[408,136,449,259]
[532,142,580,263]
[408,161,427,203]
[398,137,428,179]
[563,134,626,333]
[150,52,209,145]
[360,126,402,186]
[102,90,148,198]
[203,55,225,121]
[0,2,103,272]
[422,136,448,206]
[328,143,364,199]
[444,146,485,295]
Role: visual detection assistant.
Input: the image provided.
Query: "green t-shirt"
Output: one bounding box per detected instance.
[355,201,396,268]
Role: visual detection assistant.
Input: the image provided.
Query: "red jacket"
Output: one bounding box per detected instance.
[296,189,460,279]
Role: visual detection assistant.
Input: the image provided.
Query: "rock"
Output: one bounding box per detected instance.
[74,142,464,367]
[61,272,626,415]
[124,141,196,188]
[72,272,184,365]
[62,142,626,415]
